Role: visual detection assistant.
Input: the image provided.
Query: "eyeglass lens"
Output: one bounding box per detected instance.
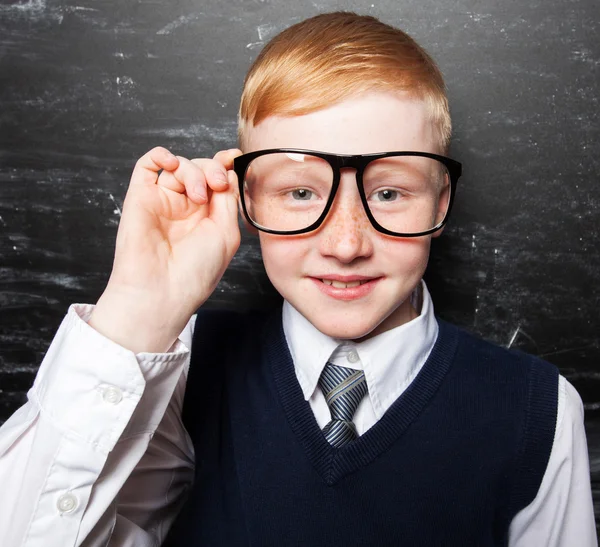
[242,152,452,234]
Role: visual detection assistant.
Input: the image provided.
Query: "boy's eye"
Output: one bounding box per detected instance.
[291,188,314,200]
[374,189,399,202]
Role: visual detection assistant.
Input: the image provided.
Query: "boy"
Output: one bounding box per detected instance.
[0,11,595,546]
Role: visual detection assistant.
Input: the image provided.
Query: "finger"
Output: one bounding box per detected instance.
[189,158,230,192]
[227,169,240,201]
[207,181,241,255]
[131,147,179,186]
[229,170,256,235]
[170,156,211,204]
[154,169,187,194]
[212,148,243,171]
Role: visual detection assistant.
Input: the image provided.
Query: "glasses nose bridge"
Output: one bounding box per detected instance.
[327,156,371,228]
[332,157,369,200]
[336,155,367,180]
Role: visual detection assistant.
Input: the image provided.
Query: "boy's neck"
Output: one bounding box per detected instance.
[354,297,419,343]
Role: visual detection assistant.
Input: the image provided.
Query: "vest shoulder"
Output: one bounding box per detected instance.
[192,307,272,340]
[437,319,559,517]
[439,318,559,378]
[194,306,270,322]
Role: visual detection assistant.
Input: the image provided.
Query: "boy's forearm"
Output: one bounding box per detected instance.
[89,287,193,354]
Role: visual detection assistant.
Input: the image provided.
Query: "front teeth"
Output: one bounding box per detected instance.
[321,279,367,288]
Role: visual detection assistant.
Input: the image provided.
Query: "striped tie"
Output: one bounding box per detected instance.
[318,362,368,448]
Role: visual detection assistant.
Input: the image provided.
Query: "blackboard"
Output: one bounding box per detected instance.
[1,0,599,532]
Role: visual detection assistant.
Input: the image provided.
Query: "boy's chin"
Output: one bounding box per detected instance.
[308,315,382,342]
[301,300,416,342]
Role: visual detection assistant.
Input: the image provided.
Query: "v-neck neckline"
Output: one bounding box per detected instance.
[264,312,459,485]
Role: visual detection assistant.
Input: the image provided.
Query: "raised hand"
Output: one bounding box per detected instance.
[88,146,243,353]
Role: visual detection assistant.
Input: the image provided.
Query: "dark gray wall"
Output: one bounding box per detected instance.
[1,0,598,530]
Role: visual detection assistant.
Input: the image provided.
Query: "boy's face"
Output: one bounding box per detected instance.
[245,92,442,340]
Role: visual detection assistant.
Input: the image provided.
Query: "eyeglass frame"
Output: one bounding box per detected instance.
[233,148,462,237]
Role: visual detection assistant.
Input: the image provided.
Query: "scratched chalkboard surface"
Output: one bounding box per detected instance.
[1,0,599,532]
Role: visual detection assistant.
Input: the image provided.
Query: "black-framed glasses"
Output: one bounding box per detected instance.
[233,149,462,237]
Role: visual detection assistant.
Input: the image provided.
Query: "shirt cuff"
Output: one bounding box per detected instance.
[31,303,191,453]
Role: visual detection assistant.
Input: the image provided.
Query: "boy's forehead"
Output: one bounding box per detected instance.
[243,92,440,155]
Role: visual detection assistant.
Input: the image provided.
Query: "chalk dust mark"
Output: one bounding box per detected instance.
[0,1,71,23]
[65,6,98,12]
[0,215,6,227]
[0,0,46,15]
[139,121,237,143]
[571,48,600,67]
[108,194,122,217]
[466,12,492,23]
[540,344,596,359]
[505,327,537,351]
[115,76,136,99]
[157,14,200,35]
[566,370,600,381]
[247,26,271,50]
[256,23,276,41]
[507,325,521,348]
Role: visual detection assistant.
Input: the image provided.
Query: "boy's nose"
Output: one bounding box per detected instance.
[317,172,374,263]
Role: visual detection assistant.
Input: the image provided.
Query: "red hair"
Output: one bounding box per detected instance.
[238,12,452,151]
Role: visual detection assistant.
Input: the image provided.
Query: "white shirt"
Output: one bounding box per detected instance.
[0,283,596,546]
[284,282,439,435]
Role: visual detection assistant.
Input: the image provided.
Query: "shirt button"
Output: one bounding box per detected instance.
[347,350,360,364]
[102,385,123,405]
[57,493,78,514]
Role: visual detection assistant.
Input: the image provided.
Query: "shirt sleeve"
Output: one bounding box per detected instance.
[508,374,598,546]
[0,304,196,547]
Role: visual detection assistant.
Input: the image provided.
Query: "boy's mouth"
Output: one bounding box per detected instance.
[320,279,369,289]
[310,275,380,301]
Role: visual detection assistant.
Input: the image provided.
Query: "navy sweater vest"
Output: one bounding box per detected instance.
[164,309,558,546]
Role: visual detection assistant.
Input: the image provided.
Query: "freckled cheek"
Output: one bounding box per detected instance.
[378,237,432,273]
[259,234,312,281]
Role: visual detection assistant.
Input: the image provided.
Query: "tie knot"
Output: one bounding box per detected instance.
[318,362,368,422]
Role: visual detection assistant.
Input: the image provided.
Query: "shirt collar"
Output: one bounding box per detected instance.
[282,280,439,420]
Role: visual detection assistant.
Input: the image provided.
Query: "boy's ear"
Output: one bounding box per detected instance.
[431,226,445,238]
[238,199,259,235]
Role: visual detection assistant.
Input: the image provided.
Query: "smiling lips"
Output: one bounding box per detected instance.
[311,275,381,300]
[320,279,369,288]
